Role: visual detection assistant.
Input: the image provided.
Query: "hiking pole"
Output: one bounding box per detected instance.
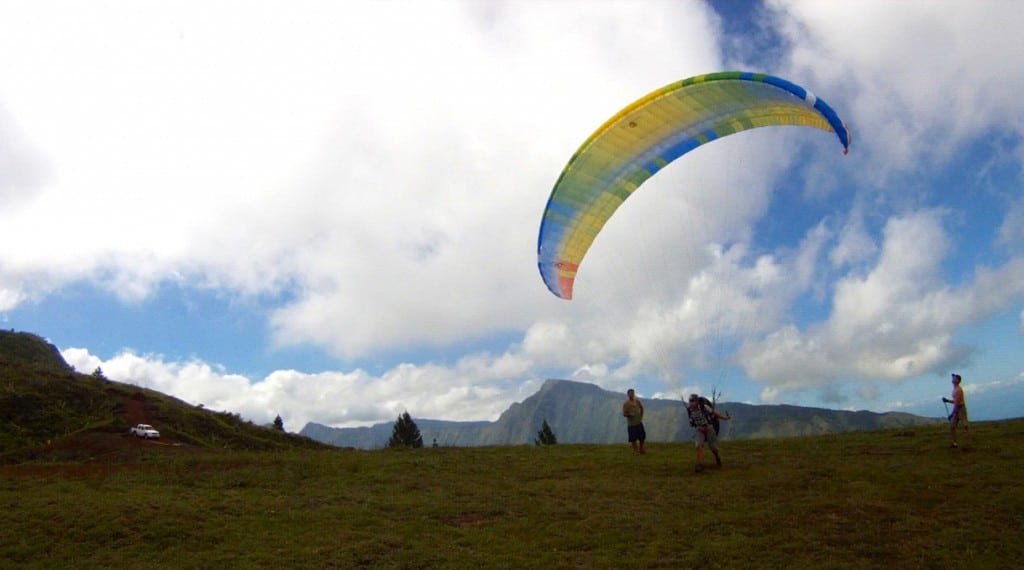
[942,399,951,420]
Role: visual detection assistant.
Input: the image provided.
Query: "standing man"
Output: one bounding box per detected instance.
[686,393,731,472]
[622,388,646,455]
[942,373,970,448]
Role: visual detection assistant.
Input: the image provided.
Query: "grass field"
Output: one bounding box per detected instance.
[2,419,1021,569]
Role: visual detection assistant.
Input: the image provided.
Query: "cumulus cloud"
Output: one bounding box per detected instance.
[0,106,49,208]
[4,2,1024,421]
[830,206,877,270]
[0,286,26,313]
[0,1,728,361]
[63,345,544,430]
[741,209,1024,394]
[998,195,1024,252]
[772,0,1024,179]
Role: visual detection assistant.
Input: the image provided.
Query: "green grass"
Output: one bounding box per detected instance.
[0,356,329,461]
[3,419,1021,569]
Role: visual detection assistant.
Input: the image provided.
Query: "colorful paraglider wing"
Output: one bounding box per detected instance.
[537,71,851,299]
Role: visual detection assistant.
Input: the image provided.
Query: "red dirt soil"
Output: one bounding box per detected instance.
[123,392,149,425]
[0,393,208,477]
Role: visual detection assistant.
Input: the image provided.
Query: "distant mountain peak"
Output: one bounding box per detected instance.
[540,378,604,393]
[301,377,939,449]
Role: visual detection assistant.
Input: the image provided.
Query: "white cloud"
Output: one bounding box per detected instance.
[998,195,1024,252]
[0,286,26,312]
[830,206,877,269]
[741,209,1024,392]
[0,106,50,209]
[63,345,544,430]
[770,0,1024,182]
[0,1,728,361]
[5,2,1024,420]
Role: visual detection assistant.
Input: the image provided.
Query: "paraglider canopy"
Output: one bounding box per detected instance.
[537,71,851,300]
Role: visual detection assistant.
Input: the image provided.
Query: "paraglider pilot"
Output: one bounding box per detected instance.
[686,393,730,472]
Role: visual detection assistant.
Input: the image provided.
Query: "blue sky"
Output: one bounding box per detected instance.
[2,1,1022,430]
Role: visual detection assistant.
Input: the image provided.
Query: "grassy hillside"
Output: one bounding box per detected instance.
[2,418,1021,568]
[0,330,70,372]
[0,330,329,462]
[4,330,1018,566]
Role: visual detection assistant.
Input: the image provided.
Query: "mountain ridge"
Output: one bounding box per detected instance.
[301,378,940,449]
[0,329,939,456]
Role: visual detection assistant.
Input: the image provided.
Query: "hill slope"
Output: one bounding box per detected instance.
[302,378,939,448]
[0,330,71,372]
[0,330,330,463]
[2,416,1021,567]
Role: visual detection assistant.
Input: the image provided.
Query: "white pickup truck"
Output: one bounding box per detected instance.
[130,424,160,439]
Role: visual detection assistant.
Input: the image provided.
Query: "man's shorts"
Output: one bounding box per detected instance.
[694,426,718,451]
[627,423,646,443]
[950,406,968,426]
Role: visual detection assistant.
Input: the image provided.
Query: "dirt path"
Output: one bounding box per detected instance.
[123,393,149,425]
[0,391,192,476]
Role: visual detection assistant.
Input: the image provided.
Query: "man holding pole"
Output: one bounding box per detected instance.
[942,373,970,449]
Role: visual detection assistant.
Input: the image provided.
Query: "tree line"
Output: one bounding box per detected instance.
[385,412,557,448]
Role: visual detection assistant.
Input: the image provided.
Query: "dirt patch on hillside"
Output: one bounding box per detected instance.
[0,432,208,478]
[123,392,149,425]
[0,392,204,475]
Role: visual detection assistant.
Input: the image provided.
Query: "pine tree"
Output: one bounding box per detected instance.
[272,415,285,432]
[387,411,424,448]
[535,419,557,446]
